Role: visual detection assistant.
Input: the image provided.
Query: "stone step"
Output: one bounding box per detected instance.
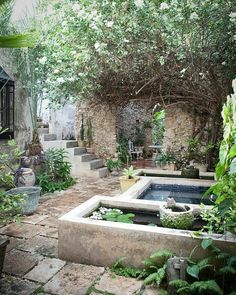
[71,166,109,178]
[93,167,109,178]
[43,134,57,141]
[74,147,87,155]
[65,141,78,148]
[81,159,104,170]
[86,147,95,154]
[38,128,49,135]
[77,153,96,162]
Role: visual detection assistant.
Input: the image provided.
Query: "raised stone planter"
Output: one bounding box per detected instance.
[58,196,235,268]
[119,176,140,192]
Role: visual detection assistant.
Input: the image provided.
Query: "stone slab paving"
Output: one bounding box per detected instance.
[0,235,25,252]
[95,272,143,295]
[43,263,105,295]
[39,225,58,239]
[21,214,48,225]
[0,176,162,294]
[17,235,58,258]
[0,275,40,295]
[24,258,65,283]
[3,249,42,276]
[0,223,43,238]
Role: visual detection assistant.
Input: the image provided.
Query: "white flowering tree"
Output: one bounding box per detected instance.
[32,0,235,111]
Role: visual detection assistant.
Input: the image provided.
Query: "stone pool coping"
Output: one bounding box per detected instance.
[118,176,215,207]
[134,168,215,179]
[58,195,235,268]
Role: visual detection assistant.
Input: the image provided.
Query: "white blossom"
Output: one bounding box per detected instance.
[56,77,65,83]
[94,42,101,51]
[105,20,114,28]
[38,56,47,65]
[229,12,236,18]
[190,12,199,20]
[160,2,169,10]
[234,35,236,41]
[222,61,226,65]
[53,69,59,74]
[180,68,186,74]
[134,0,144,8]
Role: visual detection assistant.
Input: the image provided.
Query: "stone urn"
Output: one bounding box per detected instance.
[159,198,194,230]
[16,168,36,187]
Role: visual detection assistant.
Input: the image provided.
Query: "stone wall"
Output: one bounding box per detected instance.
[162,105,200,153]
[76,100,117,158]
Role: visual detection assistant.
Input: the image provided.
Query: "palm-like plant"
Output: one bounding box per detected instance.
[0,0,34,48]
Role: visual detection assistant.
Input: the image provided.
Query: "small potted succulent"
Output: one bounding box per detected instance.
[119,165,139,192]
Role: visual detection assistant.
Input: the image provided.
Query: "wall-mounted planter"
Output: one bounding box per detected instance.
[119,176,140,192]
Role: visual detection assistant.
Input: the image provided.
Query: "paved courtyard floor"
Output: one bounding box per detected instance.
[0,176,161,295]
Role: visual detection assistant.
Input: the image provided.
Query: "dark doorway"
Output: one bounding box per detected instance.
[0,67,14,139]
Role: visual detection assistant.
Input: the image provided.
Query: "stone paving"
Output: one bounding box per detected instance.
[0,176,162,295]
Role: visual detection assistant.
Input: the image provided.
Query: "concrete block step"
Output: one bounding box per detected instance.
[74,147,87,155]
[81,159,104,170]
[92,167,109,178]
[65,141,78,148]
[43,134,57,141]
[86,147,95,154]
[77,153,96,162]
[38,128,49,135]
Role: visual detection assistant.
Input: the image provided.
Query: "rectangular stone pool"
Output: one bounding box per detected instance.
[138,183,213,205]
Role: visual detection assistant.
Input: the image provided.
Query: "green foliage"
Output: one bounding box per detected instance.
[155,149,175,165]
[86,117,93,147]
[111,257,142,278]
[142,250,174,286]
[36,148,75,193]
[171,238,236,295]
[106,159,122,172]
[134,125,145,147]
[123,165,136,179]
[0,191,23,225]
[117,138,131,164]
[152,110,165,145]
[187,138,214,165]
[0,139,24,189]
[215,87,236,179]
[103,210,135,224]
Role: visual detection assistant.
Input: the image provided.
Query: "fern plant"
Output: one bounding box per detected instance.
[142,250,174,286]
[169,238,236,295]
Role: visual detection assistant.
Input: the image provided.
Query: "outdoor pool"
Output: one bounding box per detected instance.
[138,183,213,205]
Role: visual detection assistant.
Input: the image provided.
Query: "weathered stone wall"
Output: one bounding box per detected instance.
[162,105,200,153]
[76,100,117,158]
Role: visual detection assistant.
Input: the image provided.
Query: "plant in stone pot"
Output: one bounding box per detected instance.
[119,166,139,192]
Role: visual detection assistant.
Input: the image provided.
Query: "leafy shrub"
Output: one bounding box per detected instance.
[0,191,23,225]
[170,238,236,295]
[117,138,131,164]
[106,159,122,172]
[36,148,75,193]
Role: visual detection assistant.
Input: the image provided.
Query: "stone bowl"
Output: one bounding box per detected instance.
[159,204,194,230]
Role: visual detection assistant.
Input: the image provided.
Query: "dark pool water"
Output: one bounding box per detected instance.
[138,184,214,205]
[140,173,214,180]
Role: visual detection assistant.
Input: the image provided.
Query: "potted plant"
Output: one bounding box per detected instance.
[119,165,139,192]
[106,159,122,176]
[155,150,176,170]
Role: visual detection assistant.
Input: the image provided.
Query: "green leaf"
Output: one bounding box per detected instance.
[187,265,199,279]
[229,145,236,158]
[219,141,228,164]
[215,163,225,179]
[144,272,158,285]
[0,34,35,48]
[229,158,236,174]
[201,238,213,249]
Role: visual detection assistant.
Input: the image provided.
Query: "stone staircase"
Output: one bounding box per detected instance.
[38,128,109,178]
